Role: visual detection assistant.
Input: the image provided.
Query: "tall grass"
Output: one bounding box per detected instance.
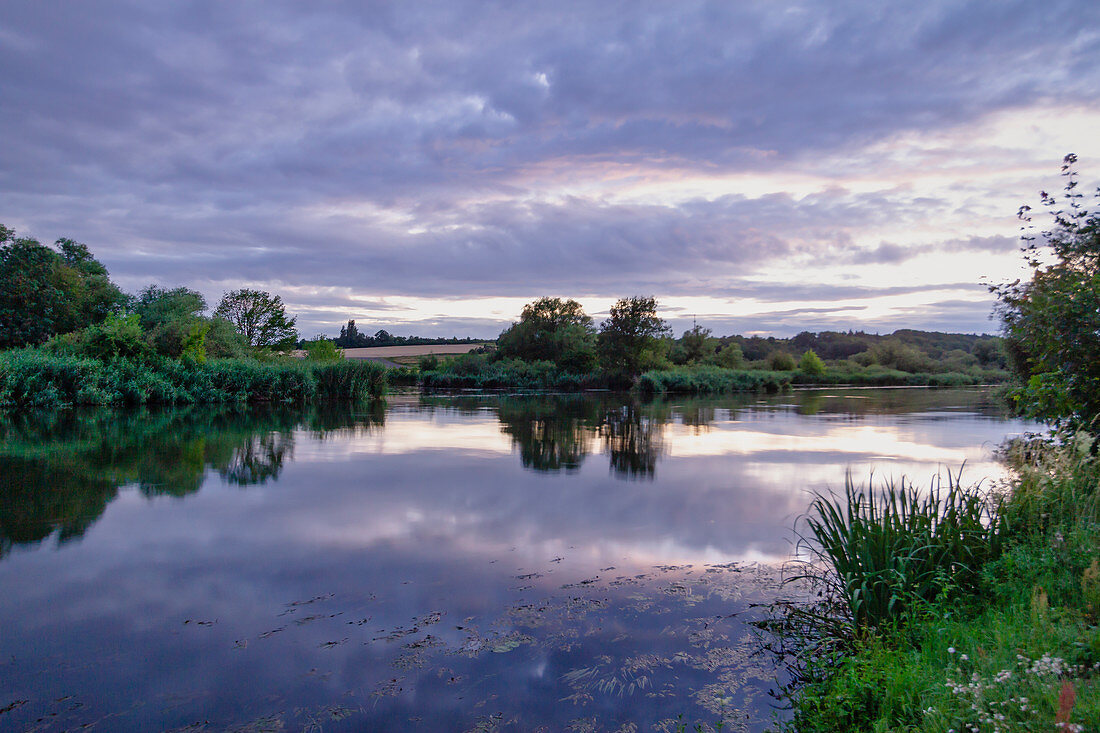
[0,349,386,410]
[420,353,609,391]
[637,366,791,394]
[799,471,1006,631]
[791,368,991,387]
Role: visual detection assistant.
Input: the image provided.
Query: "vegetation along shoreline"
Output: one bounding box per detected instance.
[760,156,1100,731]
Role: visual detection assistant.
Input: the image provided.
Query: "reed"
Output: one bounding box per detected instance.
[799,470,1005,631]
[636,366,791,394]
[0,349,386,410]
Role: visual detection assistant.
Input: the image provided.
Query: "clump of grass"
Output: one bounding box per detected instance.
[798,470,1006,631]
[636,366,791,395]
[769,442,1100,731]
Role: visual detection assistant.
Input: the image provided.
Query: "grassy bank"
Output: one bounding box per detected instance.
[0,349,387,409]
[413,358,997,395]
[419,353,615,391]
[637,365,1000,395]
[637,366,792,394]
[774,441,1100,732]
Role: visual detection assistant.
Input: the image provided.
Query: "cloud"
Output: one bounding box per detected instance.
[1,0,1097,335]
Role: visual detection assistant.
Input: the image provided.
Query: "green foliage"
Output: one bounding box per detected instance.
[179,322,209,364]
[417,353,439,372]
[0,227,124,348]
[798,349,827,376]
[800,472,1005,631]
[994,154,1100,430]
[81,314,153,361]
[676,324,718,364]
[767,350,796,371]
[303,338,344,362]
[307,359,386,400]
[420,352,609,391]
[0,349,386,410]
[204,317,251,358]
[712,342,744,369]
[778,448,1100,731]
[636,366,790,395]
[596,296,672,378]
[132,285,209,358]
[496,297,598,372]
[213,288,299,350]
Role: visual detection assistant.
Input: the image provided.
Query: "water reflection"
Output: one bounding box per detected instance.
[0,404,384,557]
[0,388,1034,732]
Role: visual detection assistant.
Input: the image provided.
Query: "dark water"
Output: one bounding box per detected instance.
[0,388,1034,732]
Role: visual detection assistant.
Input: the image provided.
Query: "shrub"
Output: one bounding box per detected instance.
[768,351,797,371]
[713,342,744,369]
[799,349,827,376]
[303,338,344,362]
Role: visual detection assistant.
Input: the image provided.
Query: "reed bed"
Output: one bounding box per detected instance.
[799,471,1006,631]
[0,349,387,409]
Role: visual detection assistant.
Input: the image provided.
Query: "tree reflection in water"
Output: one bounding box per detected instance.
[495,395,670,479]
[0,403,384,558]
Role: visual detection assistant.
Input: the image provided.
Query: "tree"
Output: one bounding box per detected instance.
[213,289,298,350]
[0,227,124,349]
[714,342,744,369]
[678,324,717,363]
[799,349,827,376]
[596,296,672,377]
[994,154,1100,430]
[132,285,209,358]
[768,351,796,371]
[497,296,597,372]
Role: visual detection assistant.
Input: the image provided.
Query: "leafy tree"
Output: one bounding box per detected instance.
[132,285,209,358]
[993,154,1100,430]
[596,296,671,377]
[768,351,797,371]
[82,314,153,361]
[799,349,827,376]
[678,324,717,363]
[713,342,744,369]
[497,296,598,372]
[0,227,123,348]
[213,289,298,350]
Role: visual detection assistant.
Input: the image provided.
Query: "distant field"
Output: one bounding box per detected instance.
[342,344,489,363]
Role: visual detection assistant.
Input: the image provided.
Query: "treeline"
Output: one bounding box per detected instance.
[725,328,1006,372]
[0,225,385,408]
[417,295,1009,393]
[331,320,482,348]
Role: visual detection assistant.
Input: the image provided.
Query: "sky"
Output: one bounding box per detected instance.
[2,1,1099,339]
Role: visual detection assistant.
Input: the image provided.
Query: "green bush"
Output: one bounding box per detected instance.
[768,350,797,371]
[798,349,827,376]
[303,338,343,362]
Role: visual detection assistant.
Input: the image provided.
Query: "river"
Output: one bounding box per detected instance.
[0,388,1035,732]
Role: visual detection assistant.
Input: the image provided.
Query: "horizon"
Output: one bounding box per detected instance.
[3,2,1098,339]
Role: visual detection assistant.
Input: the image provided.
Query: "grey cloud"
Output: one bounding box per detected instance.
[1,0,1093,335]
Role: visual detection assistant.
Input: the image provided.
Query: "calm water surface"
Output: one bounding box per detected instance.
[0,388,1035,732]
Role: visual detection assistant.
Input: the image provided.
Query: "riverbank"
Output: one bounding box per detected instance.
[0,349,387,409]
[776,438,1099,731]
[408,356,1006,394]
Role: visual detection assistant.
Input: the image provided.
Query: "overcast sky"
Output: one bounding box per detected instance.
[2,1,1098,338]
